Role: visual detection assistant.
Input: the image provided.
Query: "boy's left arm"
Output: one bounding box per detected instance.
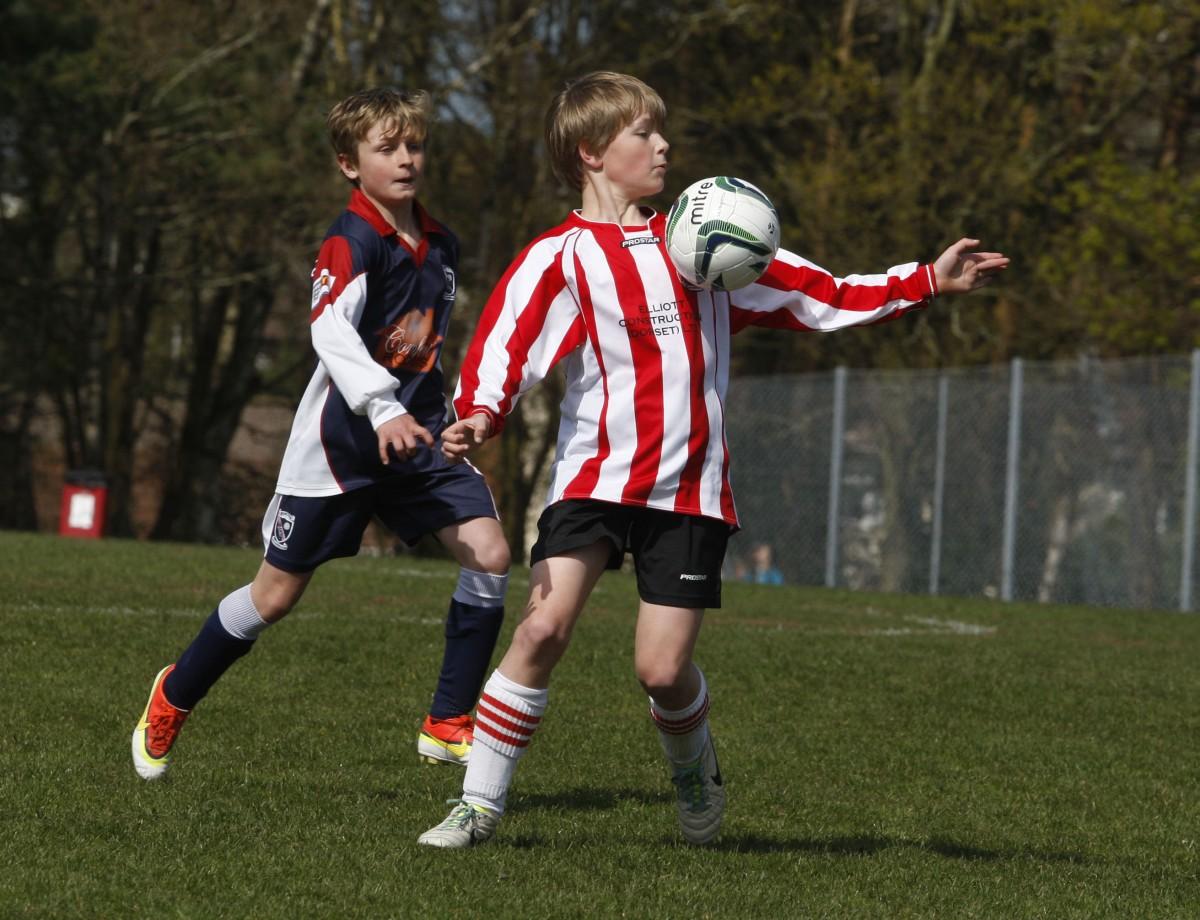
[729,238,1008,334]
[930,237,1009,294]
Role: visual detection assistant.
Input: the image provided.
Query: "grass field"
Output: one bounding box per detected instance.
[2,530,1198,918]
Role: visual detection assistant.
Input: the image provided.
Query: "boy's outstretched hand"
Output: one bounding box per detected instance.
[441,413,492,464]
[933,238,1010,295]
[377,414,435,464]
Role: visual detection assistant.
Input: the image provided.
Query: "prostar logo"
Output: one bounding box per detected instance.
[621,235,661,249]
[679,573,708,581]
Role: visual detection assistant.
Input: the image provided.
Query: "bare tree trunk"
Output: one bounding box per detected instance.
[151,263,275,542]
[0,394,39,529]
[101,222,161,536]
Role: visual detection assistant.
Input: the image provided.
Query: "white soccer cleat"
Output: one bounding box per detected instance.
[671,733,726,844]
[417,800,499,848]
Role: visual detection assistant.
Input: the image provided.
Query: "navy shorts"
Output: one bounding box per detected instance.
[262,462,498,573]
[529,499,731,609]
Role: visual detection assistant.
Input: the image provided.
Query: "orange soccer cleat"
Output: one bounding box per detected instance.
[131,664,190,780]
[417,713,474,766]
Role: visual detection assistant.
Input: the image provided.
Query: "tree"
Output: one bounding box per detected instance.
[2,0,1197,561]
[0,0,101,530]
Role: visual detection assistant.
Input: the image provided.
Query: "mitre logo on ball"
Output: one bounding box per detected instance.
[665,176,781,292]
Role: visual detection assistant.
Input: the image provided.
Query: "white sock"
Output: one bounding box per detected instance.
[217,585,269,640]
[649,667,710,765]
[462,669,547,816]
[452,568,509,606]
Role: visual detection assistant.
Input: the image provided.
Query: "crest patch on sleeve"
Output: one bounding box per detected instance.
[312,268,336,309]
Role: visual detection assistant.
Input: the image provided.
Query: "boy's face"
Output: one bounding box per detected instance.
[590,112,669,201]
[337,120,425,215]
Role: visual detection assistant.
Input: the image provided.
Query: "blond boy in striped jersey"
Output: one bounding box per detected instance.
[418,71,1008,848]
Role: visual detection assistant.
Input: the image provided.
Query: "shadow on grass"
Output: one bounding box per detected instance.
[481,831,1091,862]
[712,833,1089,865]
[367,787,670,808]
[395,782,1090,866]
[513,787,672,811]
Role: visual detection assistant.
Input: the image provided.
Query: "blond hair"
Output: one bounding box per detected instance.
[544,72,666,191]
[327,88,430,168]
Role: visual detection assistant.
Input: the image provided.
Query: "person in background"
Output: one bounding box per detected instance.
[745,542,784,586]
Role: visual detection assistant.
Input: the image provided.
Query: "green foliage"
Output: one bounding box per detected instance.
[1,0,1198,545]
[1040,152,1200,352]
[644,0,1200,371]
[3,531,1200,917]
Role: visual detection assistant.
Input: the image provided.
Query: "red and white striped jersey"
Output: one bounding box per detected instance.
[454,208,937,527]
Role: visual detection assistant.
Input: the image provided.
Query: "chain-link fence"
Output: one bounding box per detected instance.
[724,354,1200,612]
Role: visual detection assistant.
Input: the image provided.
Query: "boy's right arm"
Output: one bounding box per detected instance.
[309,236,411,430]
[440,413,492,464]
[449,236,586,444]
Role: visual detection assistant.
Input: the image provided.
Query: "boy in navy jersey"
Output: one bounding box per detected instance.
[132,89,511,780]
[418,71,1008,848]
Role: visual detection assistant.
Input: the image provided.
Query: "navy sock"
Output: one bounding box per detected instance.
[163,610,255,710]
[430,599,504,718]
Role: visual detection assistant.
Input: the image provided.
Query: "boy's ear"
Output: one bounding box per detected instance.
[336,152,360,182]
[577,141,604,171]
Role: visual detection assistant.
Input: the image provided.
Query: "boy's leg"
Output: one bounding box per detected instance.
[132,561,310,780]
[417,516,511,765]
[418,541,609,847]
[634,602,708,768]
[165,561,310,707]
[634,601,725,845]
[370,463,507,764]
[628,509,730,844]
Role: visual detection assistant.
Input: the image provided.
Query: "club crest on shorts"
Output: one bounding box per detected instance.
[271,509,296,550]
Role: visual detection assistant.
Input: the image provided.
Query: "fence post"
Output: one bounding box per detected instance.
[825,366,847,588]
[929,373,949,595]
[1001,358,1023,602]
[1181,349,1200,611]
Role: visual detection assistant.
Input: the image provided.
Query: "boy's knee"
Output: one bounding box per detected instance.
[474,540,511,576]
[249,571,309,623]
[514,612,571,659]
[635,659,690,699]
[252,591,296,623]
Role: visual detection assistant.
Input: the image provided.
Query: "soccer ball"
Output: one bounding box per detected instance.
[664,176,781,291]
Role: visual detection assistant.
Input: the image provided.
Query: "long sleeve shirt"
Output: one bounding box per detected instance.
[276,190,459,495]
[454,208,936,526]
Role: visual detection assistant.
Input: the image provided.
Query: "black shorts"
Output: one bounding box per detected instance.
[262,463,498,573]
[530,499,731,609]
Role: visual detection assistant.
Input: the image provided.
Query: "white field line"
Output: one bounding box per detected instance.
[14,601,994,637]
[13,601,446,627]
[360,567,530,584]
[344,567,454,579]
[859,615,997,638]
[906,615,996,636]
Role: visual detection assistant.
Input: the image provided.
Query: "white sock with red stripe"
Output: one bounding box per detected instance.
[649,668,710,764]
[462,669,546,816]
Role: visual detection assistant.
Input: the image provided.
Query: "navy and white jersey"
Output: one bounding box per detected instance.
[276,189,460,496]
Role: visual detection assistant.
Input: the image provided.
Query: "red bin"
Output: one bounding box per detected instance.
[59,470,108,538]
